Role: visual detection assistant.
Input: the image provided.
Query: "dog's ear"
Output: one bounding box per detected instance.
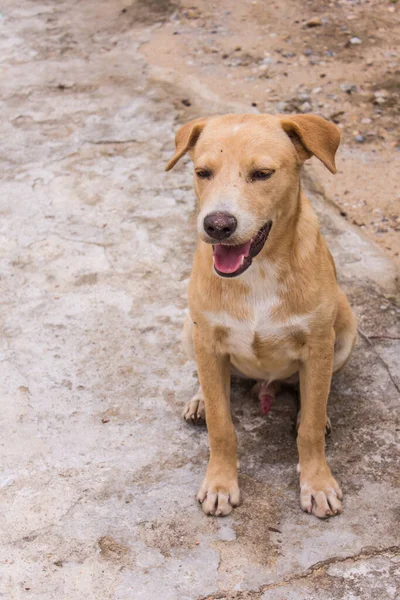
[279,114,340,174]
[165,117,209,171]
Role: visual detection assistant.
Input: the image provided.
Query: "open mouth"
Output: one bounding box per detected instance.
[212,221,273,278]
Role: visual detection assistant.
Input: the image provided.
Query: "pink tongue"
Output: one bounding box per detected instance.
[213,241,252,274]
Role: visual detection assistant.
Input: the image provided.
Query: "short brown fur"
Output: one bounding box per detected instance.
[166,113,357,520]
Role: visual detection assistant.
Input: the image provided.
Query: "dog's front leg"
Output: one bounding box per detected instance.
[193,327,240,516]
[297,330,343,519]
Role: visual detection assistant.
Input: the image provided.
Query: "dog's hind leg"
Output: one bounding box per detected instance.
[333,287,357,373]
[182,314,206,424]
[183,312,195,360]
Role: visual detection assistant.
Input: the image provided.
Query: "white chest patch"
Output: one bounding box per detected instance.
[204,262,311,362]
[205,306,310,358]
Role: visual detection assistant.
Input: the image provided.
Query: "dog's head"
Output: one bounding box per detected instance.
[166,113,340,278]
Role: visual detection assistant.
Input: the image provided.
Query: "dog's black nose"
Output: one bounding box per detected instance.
[203,212,237,240]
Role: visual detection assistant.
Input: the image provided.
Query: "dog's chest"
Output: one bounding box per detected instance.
[204,292,310,379]
[206,298,300,350]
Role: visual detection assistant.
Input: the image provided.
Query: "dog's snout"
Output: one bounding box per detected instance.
[203,212,237,241]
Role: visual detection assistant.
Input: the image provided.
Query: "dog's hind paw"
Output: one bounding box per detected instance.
[183,391,206,425]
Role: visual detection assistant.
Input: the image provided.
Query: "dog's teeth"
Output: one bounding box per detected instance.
[241,255,245,265]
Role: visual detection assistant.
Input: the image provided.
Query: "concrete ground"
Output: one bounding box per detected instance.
[0,1,399,599]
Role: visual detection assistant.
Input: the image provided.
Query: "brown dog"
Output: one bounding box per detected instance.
[166,113,357,519]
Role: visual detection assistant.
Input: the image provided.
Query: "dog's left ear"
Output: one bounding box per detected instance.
[165,117,209,172]
[279,114,340,174]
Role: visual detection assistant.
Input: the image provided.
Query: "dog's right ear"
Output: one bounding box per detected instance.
[165,117,209,171]
[279,114,340,174]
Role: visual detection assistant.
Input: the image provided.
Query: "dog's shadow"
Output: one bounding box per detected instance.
[229,376,299,477]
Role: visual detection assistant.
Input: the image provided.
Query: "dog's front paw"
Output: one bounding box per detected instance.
[197,471,240,516]
[300,471,343,519]
[299,469,343,519]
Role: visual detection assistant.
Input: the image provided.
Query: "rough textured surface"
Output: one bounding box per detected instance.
[140,0,400,263]
[0,2,399,599]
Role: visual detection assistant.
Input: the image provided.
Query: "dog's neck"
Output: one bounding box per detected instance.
[262,183,318,261]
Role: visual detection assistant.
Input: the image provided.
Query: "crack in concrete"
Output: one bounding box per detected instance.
[86,139,142,145]
[368,335,400,341]
[26,236,49,248]
[51,232,114,248]
[198,544,400,599]
[358,327,400,394]
[46,139,147,167]
[48,150,81,166]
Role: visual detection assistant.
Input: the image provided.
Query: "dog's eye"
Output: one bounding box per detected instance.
[195,169,212,179]
[251,170,275,181]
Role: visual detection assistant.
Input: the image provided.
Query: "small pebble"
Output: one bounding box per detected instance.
[375,89,389,97]
[57,82,74,90]
[354,134,365,143]
[350,37,362,44]
[260,56,274,65]
[300,101,312,113]
[340,82,357,94]
[305,17,322,27]
[303,48,313,56]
